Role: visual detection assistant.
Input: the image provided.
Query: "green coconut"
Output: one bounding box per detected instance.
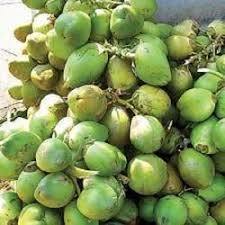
[8,84,23,100]
[128,154,168,195]
[210,199,225,225]
[177,88,216,122]
[208,20,225,36]
[63,0,94,14]
[106,56,138,91]
[36,138,72,173]
[0,192,22,225]
[34,172,75,208]
[178,148,215,188]
[14,22,33,42]
[212,152,225,173]
[205,217,218,225]
[154,195,188,225]
[132,85,171,119]
[138,197,157,222]
[110,5,144,39]
[84,141,127,176]
[22,0,47,9]
[45,0,65,15]
[32,13,55,34]
[55,11,91,46]
[69,121,109,161]
[198,173,225,203]
[130,115,165,153]
[101,106,130,147]
[215,88,225,118]
[68,85,107,121]
[48,52,66,70]
[64,43,108,88]
[134,42,171,86]
[90,9,111,42]
[31,64,60,91]
[16,162,46,203]
[64,200,99,225]
[18,203,62,225]
[8,55,37,81]
[191,116,218,154]
[167,35,195,60]
[25,32,49,63]
[212,118,225,152]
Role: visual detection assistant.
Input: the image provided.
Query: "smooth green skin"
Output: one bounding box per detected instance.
[212,152,225,173]
[55,11,91,47]
[130,0,157,19]
[128,154,168,195]
[167,66,193,100]
[101,106,130,147]
[36,138,72,173]
[14,22,32,42]
[82,176,125,220]
[211,199,225,225]
[63,0,94,14]
[55,76,71,97]
[205,217,218,225]
[22,0,47,9]
[135,34,168,55]
[0,151,24,180]
[68,85,107,121]
[157,23,173,39]
[31,64,59,91]
[1,131,41,164]
[22,81,47,107]
[107,56,138,91]
[113,199,138,224]
[212,119,225,152]
[84,141,127,176]
[110,5,144,39]
[216,55,225,74]
[167,35,195,60]
[132,85,171,119]
[135,42,171,86]
[48,52,65,70]
[8,84,23,100]
[0,117,28,141]
[64,200,99,225]
[46,29,77,60]
[198,173,225,203]
[208,20,225,36]
[26,32,48,63]
[160,127,182,155]
[34,172,75,208]
[77,183,122,221]
[138,197,157,222]
[0,192,22,225]
[16,163,46,204]
[216,88,225,118]
[130,115,165,153]
[154,195,188,225]
[39,94,68,120]
[90,9,111,42]
[45,0,65,15]
[177,88,216,122]
[178,148,215,188]
[172,19,199,37]
[191,116,218,154]
[18,203,62,225]
[29,109,59,141]
[64,43,108,88]
[8,55,37,81]
[194,73,225,94]
[53,117,74,142]
[160,164,183,195]
[32,13,54,34]
[181,192,208,225]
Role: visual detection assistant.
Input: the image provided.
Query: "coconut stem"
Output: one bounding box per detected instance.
[66,166,99,179]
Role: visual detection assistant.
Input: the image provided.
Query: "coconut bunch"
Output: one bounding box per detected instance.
[2,0,225,224]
